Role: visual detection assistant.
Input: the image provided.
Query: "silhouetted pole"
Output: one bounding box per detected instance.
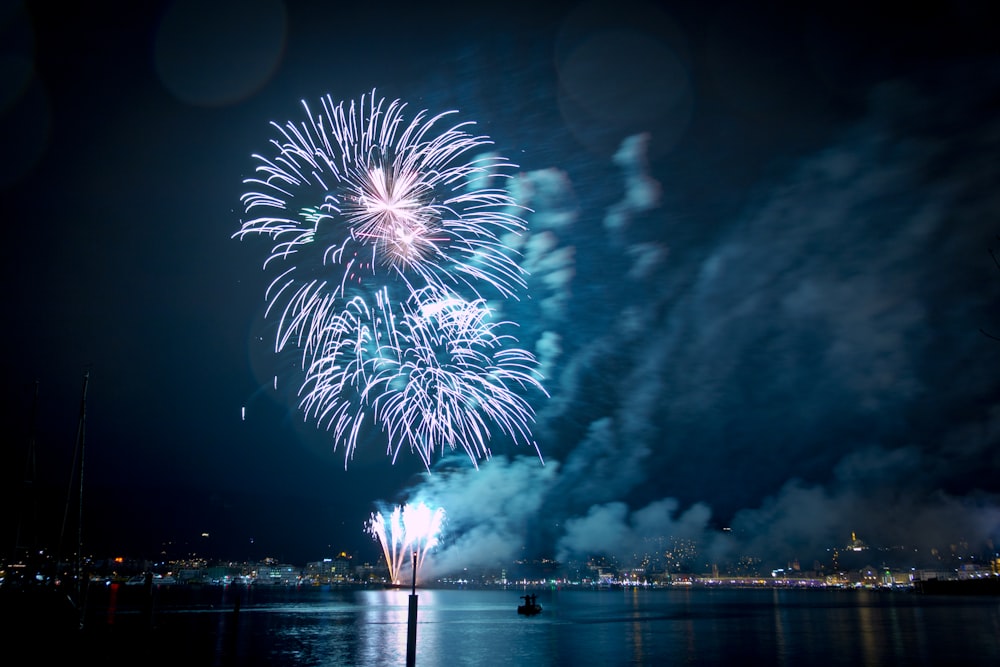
[406,550,417,666]
[59,371,88,628]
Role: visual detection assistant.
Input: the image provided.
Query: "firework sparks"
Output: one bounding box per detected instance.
[369,286,546,468]
[236,90,546,468]
[366,502,445,585]
[298,286,546,468]
[235,90,528,355]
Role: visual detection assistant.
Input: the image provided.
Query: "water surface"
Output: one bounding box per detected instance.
[7,584,1000,666]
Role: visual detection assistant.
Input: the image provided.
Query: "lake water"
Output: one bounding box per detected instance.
[7,584,1000,665]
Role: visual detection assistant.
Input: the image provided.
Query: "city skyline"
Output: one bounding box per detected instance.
[3,0,1000,573]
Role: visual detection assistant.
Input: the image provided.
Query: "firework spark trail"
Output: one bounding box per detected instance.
[236,89,546,468]
[299,286,546,468]
[369,287,546,468]
[366,502,445,585]
[366,506,406,584]
[405,502,446,575]
[296,296,380,461]
[236,90,528,354]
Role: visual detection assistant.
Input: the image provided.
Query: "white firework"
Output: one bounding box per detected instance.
[365,502,445,586]
[299,285,546,469]
[368,287,546,468]
[235,90,528,356]
[237,90,546,469]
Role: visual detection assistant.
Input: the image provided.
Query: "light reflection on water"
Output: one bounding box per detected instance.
[73,585,1000,666]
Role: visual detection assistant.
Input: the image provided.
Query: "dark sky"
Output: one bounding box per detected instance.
[3,0,999,572]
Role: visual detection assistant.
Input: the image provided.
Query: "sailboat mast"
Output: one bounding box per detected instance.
[75,371,88,608]
[59,370,89,606]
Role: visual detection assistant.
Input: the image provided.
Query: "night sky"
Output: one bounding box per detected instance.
[3,0,999,573]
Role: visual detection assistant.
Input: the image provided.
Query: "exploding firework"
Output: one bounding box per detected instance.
[369,286,545,467]
[235,90,546,468]
[299,285,547,467]
[366,502,445,585]
[235,90,528,356]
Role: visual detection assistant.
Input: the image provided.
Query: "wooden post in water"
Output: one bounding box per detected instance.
[406,550,418,666]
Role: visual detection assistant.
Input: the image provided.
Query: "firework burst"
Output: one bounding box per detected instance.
[235,90,528,355]
[236,90,545,468]
[369,286,545,468]
[298,286,546,468]
[366,502,445,585]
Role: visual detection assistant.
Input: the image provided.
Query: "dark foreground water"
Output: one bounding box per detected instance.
[4,583,1000,666]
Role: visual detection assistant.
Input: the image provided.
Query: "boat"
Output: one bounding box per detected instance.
[2,372,91,634]
[518,594,542,616]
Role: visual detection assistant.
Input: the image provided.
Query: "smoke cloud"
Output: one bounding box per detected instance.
[388,65,1000,576]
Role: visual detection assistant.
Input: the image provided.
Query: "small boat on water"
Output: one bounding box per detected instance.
[518,594,542,616]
